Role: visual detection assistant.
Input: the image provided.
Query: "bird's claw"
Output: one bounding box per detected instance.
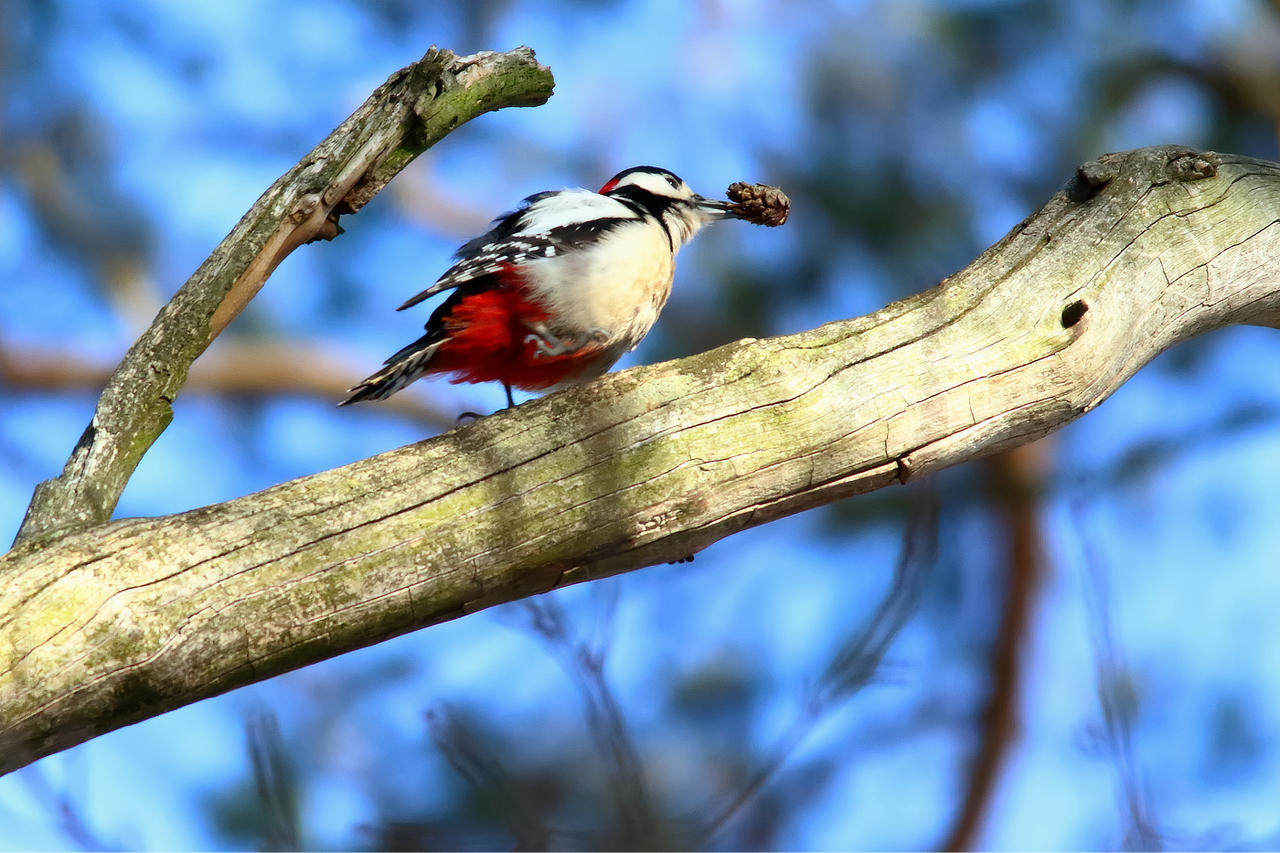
[524,326,609,358]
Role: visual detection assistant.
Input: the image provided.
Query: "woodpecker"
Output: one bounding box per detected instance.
[341,166,752,409]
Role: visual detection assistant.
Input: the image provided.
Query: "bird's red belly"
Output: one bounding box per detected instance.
[426,287,608,391]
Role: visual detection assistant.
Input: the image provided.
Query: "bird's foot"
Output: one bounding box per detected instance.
[524,324,609,358]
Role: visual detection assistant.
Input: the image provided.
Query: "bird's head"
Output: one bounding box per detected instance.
[600,165,737,247]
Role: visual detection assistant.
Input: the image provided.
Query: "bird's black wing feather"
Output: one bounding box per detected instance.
[397,211,633,312]
[396,192,556,311]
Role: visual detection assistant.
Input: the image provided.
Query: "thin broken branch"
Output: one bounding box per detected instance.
[15,46,553,544]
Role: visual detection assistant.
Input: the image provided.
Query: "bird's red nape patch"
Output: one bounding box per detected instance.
[598,176,620,193]
[425,269,609,391]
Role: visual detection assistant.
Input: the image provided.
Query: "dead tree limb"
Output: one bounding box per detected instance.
[2,145,1278,775]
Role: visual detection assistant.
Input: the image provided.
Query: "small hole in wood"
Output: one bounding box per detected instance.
[1061,300,1089,328]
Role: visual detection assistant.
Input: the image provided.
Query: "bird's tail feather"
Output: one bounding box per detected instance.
[339,335,443,405]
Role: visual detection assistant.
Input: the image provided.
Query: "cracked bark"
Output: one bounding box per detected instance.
[2,145,1279,776]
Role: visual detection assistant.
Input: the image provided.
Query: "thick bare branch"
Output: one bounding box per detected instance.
[2,146,1278,775]
[15,47,554,545]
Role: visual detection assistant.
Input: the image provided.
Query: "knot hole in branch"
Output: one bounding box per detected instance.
[1061,299,1089,329]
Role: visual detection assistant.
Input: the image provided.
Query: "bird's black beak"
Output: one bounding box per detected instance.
[694,195,738,220]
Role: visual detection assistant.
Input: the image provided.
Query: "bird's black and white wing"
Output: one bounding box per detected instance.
[396,189,639,311]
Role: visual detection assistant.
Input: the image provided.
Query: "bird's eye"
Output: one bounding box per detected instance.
[665,174,680,188]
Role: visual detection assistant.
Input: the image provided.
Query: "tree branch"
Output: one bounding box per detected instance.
[14,46,554,545]
[2,146,1278,776]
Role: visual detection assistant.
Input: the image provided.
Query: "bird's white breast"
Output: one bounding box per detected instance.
[524,224,676,354]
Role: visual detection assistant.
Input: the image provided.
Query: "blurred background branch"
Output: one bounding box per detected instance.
[0,337,457,431]
[941,445,1045,851]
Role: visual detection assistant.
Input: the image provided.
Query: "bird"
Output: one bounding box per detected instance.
[340,166,752,409]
